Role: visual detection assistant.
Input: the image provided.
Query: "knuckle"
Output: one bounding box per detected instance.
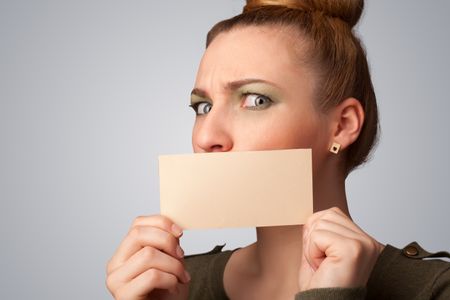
[304,217,315,229]
[314,219,325,230]
[303,221,310,230]
[114,287,127,300]
[131,215,146,227]
[330,206,342,214]
[323,209,336,218]
[157,216,173,231]
[106,257,122,276]
[129,226,142,240]
[141,246,157,261]
[347,239,364,258]
[146,268,161,283]
[106,259,114,274]
[133,214,173,232]
[306,212,316,222]
[105,275,117,293]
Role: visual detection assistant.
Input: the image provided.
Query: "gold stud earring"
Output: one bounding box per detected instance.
[330,142,341,154]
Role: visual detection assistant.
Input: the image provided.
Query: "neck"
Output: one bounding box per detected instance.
[254,225,303,278]
[313,169,350,215]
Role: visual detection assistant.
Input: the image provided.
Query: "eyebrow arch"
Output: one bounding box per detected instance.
[190,87,209,99]
[190,78,279,98]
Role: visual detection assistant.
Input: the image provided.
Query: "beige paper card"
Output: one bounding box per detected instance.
[159,149,313,229]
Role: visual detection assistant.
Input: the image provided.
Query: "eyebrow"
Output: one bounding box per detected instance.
[190,78,279,99]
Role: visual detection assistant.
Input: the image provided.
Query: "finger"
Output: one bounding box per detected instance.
[320,209,366,235]
[107,215,183,275]
[308,209,378,255]
[303,210,335,255]
[304,207,363,242]
[108,226,183,274]
[114,268,179,300]
[328,206,347,217]
[304,209,330,230]
[303,209,349,261]
[305,207,348,228]
[108,246,190,291]
[131,215,183,238]
[305,229,350,270]
[310,218,362,240]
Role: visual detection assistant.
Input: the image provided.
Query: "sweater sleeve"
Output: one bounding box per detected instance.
[432,265,450,299]
[294,242,450,300]
[365,243,450,299]
[294,287,366,300]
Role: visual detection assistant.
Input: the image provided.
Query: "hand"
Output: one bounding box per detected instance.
[106,215,190,300]
[298,207,384,291]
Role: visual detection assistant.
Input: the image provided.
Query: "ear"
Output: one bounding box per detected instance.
[328,97,365,151]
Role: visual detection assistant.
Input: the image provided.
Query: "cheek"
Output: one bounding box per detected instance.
[232,114,330,179]
[232,111,324,151]
[191,120,202,152]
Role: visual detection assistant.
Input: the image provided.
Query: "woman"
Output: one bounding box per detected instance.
[106,0,450,299]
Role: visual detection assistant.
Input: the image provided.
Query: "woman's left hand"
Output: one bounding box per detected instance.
[298,207,384,291]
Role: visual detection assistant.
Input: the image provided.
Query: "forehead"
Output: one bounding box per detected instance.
[195,25,311,90]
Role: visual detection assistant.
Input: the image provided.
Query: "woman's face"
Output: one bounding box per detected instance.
[191,26,332,170]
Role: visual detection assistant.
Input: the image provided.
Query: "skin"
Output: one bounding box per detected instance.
[106,25,384,300]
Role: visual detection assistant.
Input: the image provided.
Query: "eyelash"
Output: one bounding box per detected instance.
[189,92,273,115]
[189,102,212,116]
[241,92,274,109]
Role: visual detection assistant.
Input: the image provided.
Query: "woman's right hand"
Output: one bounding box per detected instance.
[106,215,191,300]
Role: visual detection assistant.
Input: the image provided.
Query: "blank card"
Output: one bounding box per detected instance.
[159,149,313,229]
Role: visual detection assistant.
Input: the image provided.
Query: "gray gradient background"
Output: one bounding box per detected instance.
[1,0,449,299]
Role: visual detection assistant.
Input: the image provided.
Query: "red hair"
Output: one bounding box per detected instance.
[206,0,379,174]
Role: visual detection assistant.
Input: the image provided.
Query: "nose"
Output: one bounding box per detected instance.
[192,108,233,153]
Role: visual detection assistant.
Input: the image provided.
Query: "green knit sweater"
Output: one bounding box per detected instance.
[185,242,450,299]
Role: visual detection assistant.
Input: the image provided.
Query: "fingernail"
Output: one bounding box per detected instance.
[184,270,191,282]
[176,245,184,258]
[171,224,183,237]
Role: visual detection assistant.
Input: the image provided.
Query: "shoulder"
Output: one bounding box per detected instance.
[367,242,450,300]
[185,245,235,300]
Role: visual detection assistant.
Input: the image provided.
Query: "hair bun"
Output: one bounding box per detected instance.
[244,0,364,28]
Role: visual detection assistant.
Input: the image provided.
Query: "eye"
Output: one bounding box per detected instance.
[190,102,212,115]
[242,93,273,110]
